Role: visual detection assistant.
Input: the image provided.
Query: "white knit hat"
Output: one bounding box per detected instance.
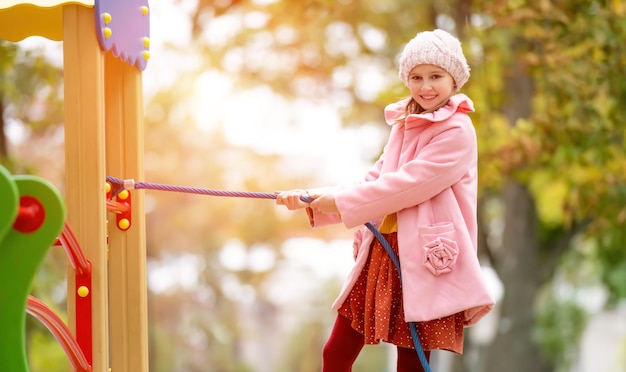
[398,29,470,91]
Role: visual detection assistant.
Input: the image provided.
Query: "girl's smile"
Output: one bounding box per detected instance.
[407,64,455,112]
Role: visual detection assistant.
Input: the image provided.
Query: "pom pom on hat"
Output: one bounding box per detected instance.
[398,29,470,91]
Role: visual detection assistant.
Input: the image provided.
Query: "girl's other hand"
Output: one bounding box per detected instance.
[309,193,338,214]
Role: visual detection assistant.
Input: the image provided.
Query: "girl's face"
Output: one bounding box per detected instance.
[407,64,455,112]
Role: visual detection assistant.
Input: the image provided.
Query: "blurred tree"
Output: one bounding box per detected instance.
[471,2,626,371]
[0,40,65,182]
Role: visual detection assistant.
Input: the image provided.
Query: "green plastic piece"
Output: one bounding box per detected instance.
[0,166,66,372]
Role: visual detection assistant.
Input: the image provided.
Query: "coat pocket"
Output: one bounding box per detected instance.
[419,222,459,276]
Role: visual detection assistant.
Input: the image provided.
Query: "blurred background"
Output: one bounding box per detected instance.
[2,0,626,371]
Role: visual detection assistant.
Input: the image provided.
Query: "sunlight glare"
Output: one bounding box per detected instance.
[201,14,242,46]
[358,24,387,52]
[147,253,205,293]
[244,11,270,29]
[6,119,27,145]
[193,70,233,132]
[219,239,247,271]
[248,244,277,272]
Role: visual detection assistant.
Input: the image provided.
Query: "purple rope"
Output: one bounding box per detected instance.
[136,181,278,199]
[106,176,311,202]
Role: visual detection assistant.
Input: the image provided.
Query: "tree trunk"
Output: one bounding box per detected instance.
[484,181,552,372]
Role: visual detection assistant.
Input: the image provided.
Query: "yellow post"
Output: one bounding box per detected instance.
[63,4,109,372]
[104,52,149,372]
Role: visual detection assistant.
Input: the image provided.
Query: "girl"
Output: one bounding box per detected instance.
[276,29,495,372]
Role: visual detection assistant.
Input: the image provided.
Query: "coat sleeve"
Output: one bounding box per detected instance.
[305,144,388,228]
[336,114,477,229]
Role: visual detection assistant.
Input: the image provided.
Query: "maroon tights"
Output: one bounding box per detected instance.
[322,314,430,372]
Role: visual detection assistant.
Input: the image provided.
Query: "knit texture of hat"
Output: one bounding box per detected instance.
[398,29,470,91]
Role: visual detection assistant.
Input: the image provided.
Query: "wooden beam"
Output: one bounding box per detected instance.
[104,52,149,372]
[63,4,108,371]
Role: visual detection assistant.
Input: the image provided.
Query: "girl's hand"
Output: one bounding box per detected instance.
[309,193,338,214]
[275,190,311,210]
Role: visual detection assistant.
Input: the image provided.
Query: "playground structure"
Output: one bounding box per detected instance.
[0,166,91,372]
[0,1,151,371]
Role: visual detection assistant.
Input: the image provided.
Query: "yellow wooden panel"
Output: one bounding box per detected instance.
[0,0,93,7]
[105,52,149,372]
[0,1,93,42]
[63,4,108,371]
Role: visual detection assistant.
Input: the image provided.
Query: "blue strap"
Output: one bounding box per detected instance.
[365,222,432,372]
[297,194,431,370]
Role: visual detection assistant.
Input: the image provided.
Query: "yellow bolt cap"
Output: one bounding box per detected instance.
[77,286,90,298]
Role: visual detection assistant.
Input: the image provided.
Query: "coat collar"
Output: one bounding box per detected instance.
[384,94,475,128]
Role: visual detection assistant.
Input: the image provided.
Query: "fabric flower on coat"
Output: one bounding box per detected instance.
[423,237,459,276]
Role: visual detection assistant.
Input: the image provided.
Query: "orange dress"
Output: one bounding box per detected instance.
[337,214,464,353]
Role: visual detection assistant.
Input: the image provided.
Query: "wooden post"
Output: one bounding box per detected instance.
[63,5,109,372]
[104,52,149,372]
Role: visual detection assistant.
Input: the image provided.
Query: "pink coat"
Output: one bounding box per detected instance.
[308,94,495,326]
